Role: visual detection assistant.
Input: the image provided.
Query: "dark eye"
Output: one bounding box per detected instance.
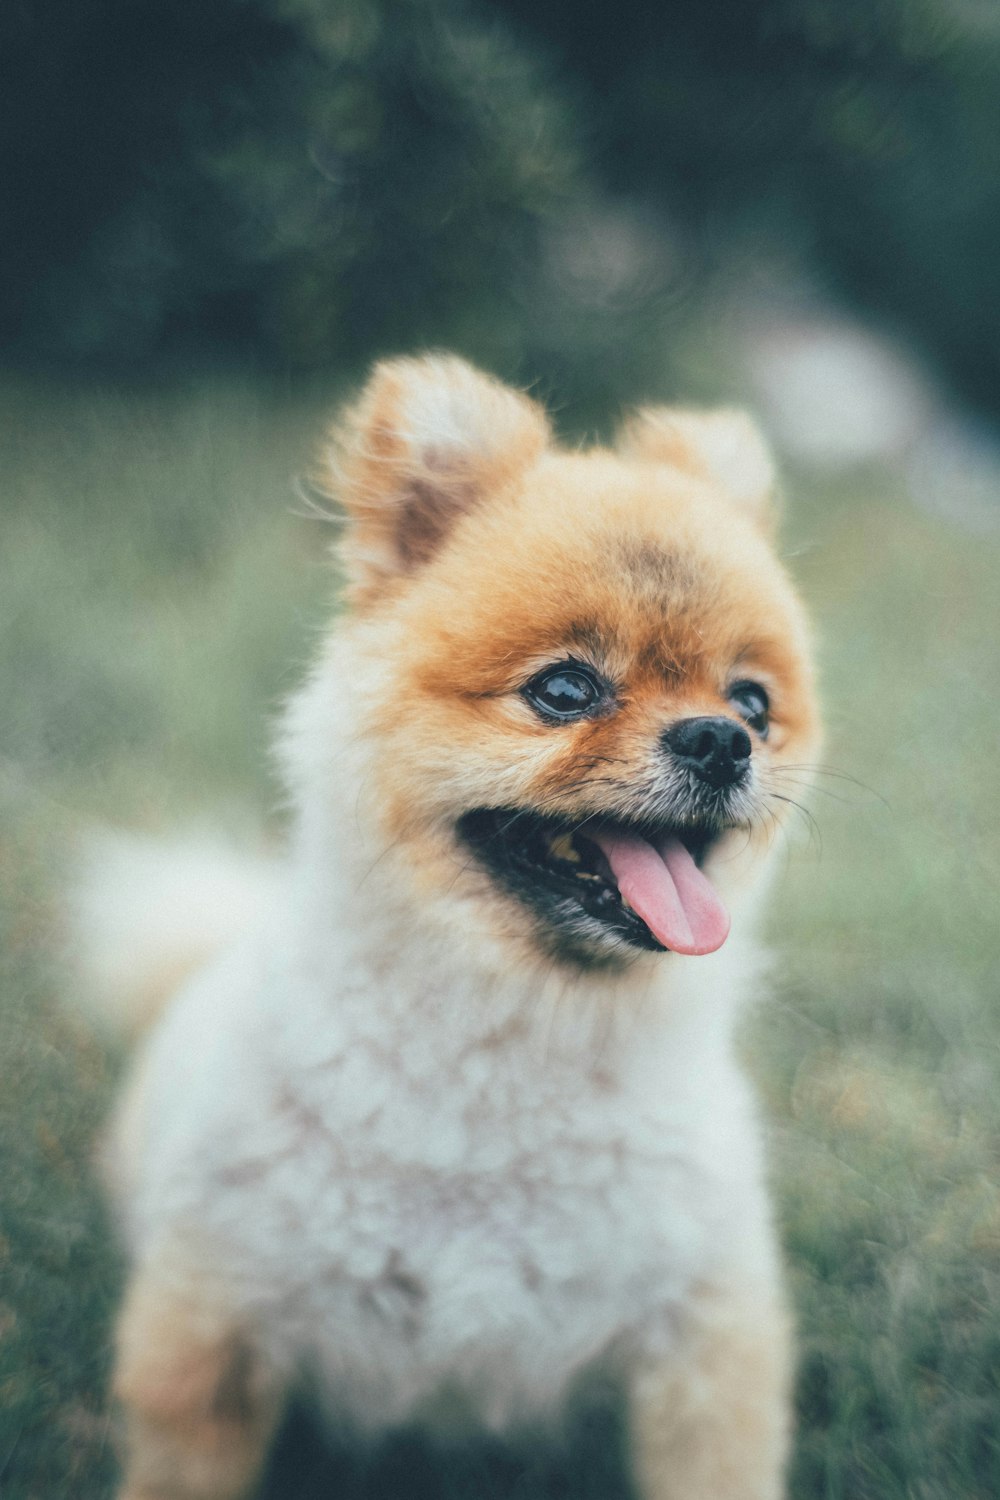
[728,680,770,738]
[523,663,606,722]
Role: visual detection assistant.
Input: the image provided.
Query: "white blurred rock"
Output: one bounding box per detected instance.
[740,308,1000,530]
[744,315,931,468]
[907,415,1000,533]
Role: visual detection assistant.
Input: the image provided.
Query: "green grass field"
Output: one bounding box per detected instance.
[1,374,998,1498]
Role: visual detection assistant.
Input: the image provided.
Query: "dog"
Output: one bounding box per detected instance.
[83,354,820,1499]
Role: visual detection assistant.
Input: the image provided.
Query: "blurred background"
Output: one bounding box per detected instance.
[2,1,999,1495]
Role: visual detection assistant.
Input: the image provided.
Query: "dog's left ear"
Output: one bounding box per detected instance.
[618,407,777,532]
[326,354,550,600]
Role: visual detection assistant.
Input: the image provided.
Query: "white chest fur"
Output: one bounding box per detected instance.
[125,908,765,1433]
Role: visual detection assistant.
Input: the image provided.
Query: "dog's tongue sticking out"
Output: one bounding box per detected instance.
[592,829,730,956]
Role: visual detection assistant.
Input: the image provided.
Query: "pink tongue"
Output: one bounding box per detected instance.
[592,829,730,956]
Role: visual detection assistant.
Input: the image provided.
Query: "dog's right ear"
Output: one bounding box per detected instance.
[617,406,778,534]
[323,355,550,602]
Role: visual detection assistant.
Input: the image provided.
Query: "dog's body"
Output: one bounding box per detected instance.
[92,356,820,1499]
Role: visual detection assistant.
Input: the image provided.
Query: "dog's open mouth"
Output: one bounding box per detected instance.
[456,809,731,958]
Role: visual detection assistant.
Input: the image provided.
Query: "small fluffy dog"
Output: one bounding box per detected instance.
[86,355,820,1499]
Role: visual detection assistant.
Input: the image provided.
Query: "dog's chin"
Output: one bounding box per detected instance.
[455,807,746,968]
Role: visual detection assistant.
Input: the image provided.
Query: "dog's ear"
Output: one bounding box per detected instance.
[325,355,550,600]
[618,407,777,531]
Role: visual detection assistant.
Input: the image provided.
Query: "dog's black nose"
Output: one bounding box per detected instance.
[663,716,752,788]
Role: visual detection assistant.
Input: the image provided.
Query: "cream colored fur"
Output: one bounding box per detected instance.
[85,355,819,1500]
[72,830,278,1040]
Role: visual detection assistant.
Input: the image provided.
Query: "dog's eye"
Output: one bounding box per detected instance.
[728,680,770,738]
[524,664,605,722]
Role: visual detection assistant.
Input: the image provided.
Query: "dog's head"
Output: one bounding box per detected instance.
[320,354,820,969]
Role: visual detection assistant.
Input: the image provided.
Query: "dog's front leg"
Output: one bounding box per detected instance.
[112,1243,286,1500]
[628,1270,792,1500]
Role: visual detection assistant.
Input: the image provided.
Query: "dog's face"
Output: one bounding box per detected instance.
[325,356,820,968]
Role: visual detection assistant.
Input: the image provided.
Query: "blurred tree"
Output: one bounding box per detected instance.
[0,0,682,422]
[4,0,1000,419]
[493,0,1000,415]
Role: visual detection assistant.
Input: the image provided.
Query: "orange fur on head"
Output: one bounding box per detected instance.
[325,355,820,968]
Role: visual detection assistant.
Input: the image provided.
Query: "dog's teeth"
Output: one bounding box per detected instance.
[549,833,580,864]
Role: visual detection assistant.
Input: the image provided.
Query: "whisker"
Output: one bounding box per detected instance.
[763,775,858,808]
[765,792,823,857]
[771,764,889,807]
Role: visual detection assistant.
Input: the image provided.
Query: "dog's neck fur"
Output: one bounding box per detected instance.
[274,633,767,1082]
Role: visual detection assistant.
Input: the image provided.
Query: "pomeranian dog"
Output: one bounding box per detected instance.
[82,354,820,1500]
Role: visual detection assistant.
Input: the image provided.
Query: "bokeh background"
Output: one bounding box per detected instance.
[3,1,1000,1495]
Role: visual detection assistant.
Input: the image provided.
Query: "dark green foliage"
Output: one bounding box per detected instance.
[494,0,1000,416]
[3,1,574,360]
[10,0,1000,421]
[0,0,683,424]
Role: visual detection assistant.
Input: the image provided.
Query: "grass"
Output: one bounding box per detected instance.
[758,472,1000,1499]
[1,372,998,1497]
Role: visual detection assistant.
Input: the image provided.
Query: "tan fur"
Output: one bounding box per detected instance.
[618,406,778,531]
[114,1247,283,1500]
[631,1274,793,1500]
[106,354,820,1498]
[324,354,550,605]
